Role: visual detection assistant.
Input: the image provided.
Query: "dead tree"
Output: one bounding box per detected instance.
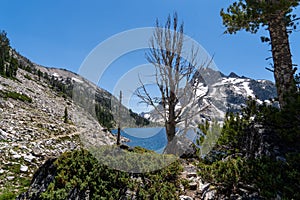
[136,13,210,144]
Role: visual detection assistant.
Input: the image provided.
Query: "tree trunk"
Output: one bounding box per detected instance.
[166,96,176,142]
[268,13,297,108]
[166,121,176,142]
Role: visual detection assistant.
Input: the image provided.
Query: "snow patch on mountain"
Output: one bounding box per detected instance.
[241,81,255,98]
[71,77,83,83]
[141,69,277,125]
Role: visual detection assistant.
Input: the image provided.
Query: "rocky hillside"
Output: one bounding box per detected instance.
[0,36,154,195]
[0,65,119,193]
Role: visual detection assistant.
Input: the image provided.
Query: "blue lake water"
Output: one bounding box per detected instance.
[112,127,167,153]
[111,127,200,153]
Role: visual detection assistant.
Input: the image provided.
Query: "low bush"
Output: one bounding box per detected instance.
[0,191,16,200]
[40,148,182,200]
[1,91,32,103]
[198,96,300,199]
[198,155,300,199]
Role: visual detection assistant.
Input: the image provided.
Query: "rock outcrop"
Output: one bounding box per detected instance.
[16,158,57,200]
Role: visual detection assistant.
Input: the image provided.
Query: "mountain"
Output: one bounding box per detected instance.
[141,67,277,125]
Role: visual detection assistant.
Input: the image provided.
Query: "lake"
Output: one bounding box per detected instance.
[111,127,200,153]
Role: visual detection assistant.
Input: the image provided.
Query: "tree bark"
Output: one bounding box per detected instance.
[165,86,177,142]
[268,12,297,108]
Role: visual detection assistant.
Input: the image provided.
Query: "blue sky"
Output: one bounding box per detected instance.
[1,0,299,93]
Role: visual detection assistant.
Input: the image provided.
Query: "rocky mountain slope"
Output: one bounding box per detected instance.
[0,66,119,193]
[0,41,155,195]
[141,68,277,126]
[0,45,146,195]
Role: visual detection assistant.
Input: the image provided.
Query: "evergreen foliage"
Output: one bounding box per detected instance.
[0,30,19,79]
[0,90,32,103]
[129,109,150,126]
[221,0,299,108]
[198,93,300,199]
[198,154,300,199]
[40,148,182,200]
[0,191,15,200]
[95,103,115,129]
[220,0,299,34]
[64,107,68,123]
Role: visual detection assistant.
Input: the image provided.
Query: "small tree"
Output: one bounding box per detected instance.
[64,107,68,123]
[136,13,210,144]
[220,0,299,108]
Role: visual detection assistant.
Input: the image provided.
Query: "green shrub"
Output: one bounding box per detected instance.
[1,91,32,103]
[24,74,32,80]
[10,163,21,173]
[198,155,300,199]
[40,148,182,200]
[198,95,300,199]
[0,191,16,200]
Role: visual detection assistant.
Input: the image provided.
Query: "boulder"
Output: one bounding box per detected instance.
[163,136,197,158]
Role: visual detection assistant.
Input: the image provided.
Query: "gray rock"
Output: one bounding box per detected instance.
[0,99,5,108]
[20,165,29,172]
[163,136,197,158]
[202,188,216,200]
[9,149,17,155]
[12,154,22,159]
[199,182,210,191]
[179,195,193,200]
[276,156,286,163]
[7,176,15,181]
[6,101,14,108]
[0,129,8,140]
[32,147,43,157]
[24,154,35,162]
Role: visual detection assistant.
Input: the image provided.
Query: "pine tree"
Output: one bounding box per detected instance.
[0,30,19,78]
[64,107,68,123]
[0,30,10,76]
[221,0,299,108]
